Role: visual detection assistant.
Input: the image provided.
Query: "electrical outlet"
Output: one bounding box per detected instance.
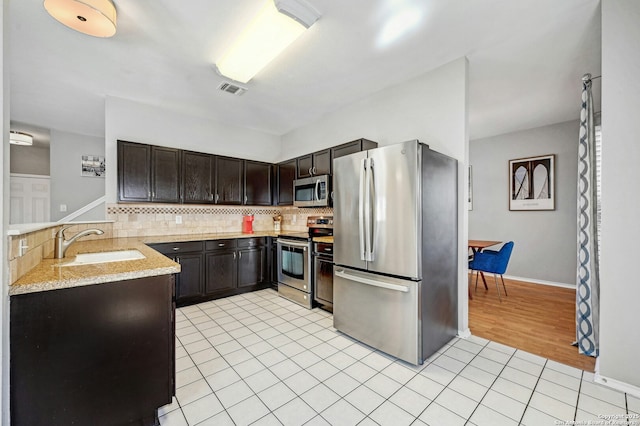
[60,204,67,212]
[175,215,182,224]
[292,215,297,224]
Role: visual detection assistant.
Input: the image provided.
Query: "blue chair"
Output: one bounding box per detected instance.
[469,241,514,302]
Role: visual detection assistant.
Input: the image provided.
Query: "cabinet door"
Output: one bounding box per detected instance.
[118,141,151,202]
[312,149,332,175]
[244,161,272,206]
[277,159,297,206]
[183,151,214,204]
[216,157,243,205]
[175,253,204,300]
[205,251,237,293]
[296,154,313,179]
[332,139,378,159]
[237,247,265,288]
[152,146,181,203]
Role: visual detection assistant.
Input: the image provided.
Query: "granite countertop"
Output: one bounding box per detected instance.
[313,236,334,243]
[9,231,280,296]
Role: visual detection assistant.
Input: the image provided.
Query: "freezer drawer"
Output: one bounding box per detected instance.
[333,267,421,365]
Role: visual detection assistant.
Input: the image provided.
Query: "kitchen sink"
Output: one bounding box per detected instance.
[61,249,146,266]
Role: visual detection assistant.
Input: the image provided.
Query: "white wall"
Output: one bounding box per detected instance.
[104,97,282,204]
[598,0,640,391]
[49,129,105,221]
[9,144,49,176]
[469,120,579,286]
[281,57,470,334]
[1,0,9,422]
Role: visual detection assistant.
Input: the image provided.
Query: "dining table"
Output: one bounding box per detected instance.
[468,240,502,300]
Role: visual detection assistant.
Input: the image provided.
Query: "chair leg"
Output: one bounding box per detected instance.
[494,274,502,302]
[500,275,508,296]
[474,270,479,291]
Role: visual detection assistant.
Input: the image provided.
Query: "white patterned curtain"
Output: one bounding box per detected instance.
[576,73,600,357]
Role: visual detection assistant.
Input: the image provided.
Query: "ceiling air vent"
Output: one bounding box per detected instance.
[217,82,247,96]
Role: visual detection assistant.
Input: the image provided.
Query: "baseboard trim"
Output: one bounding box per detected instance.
[502,274,575,289]
[457,328,471,338]
[594,371,640,399]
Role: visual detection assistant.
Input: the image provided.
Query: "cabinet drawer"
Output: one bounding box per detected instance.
[237,237,265,248]
[205,239,237,251]
[150,241,203,255]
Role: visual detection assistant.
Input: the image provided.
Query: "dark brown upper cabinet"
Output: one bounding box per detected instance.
[296,149,332,179]
[118,141,152,202]
[244,160,272,206]
[331,138,378,160]
[151,146,181,203]
[182,151,215,204]
[277,158,297,206]
[215,156,243,205]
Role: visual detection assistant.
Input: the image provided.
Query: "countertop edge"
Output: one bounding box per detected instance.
[8,266,180,296]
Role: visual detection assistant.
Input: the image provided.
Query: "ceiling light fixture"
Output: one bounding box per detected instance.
[44,0,117,38]
[9,131,34,146]
[215,0,320,84]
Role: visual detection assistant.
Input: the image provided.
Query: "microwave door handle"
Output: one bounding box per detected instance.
[359,158,367,261]
[314,179,320,201]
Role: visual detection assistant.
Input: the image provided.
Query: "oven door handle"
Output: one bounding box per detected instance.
[277,239,309,249]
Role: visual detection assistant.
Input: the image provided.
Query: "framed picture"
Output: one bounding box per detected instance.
[81,155,105,177]
[509,154,555,211]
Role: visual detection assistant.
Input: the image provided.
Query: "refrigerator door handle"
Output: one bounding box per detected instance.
[358,158,367,261]
[368,158,375,262]
[335,269,409,293]
[363,158,372,261]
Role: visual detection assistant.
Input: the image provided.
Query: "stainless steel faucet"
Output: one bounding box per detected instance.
[54,226,104,259]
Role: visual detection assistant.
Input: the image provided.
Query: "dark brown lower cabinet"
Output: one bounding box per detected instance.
[238,247,265,287]
[150,237,268,307]
[206,250,237,293]
[10,275,175,426]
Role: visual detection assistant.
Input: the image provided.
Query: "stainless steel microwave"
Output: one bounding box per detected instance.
[293,175,331,207]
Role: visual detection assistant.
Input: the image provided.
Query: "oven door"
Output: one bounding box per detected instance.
[277,239,311,292]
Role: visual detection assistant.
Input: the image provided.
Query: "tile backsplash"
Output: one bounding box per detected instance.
[105,204,333,237]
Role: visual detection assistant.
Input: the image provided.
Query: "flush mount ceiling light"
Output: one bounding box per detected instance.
[44,0,117,38]
[215,0,320,84]
[9,131,34,146]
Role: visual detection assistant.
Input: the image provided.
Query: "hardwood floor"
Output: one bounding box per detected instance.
[468,274,597,372]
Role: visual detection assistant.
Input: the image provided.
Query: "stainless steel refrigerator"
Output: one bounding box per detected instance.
[333,140,458,365]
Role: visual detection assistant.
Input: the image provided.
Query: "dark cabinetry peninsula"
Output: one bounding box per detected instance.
[10,275,175,426]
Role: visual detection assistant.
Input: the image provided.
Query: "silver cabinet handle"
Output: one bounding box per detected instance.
[309,167,313,175]
[239,251,242,259]
[335,270,408,293]
[209,193,214,201]
[244,195,247,203]
[215,194,219,202]
[313,166,317,174]
[218,243,225,247]
[172,247,179,251]
[233,252,236,260]
[176,257,181,264]
[148,190,151,198]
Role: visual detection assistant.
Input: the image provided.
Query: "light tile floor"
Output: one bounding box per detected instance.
[159,289,639,426]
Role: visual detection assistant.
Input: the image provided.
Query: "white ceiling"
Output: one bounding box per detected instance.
[9,0,601,144]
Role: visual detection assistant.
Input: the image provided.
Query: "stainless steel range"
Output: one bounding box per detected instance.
[277,216,332,309]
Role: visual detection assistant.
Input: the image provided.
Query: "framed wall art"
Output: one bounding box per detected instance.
[81,155,105,177]
[509,154,555,211]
